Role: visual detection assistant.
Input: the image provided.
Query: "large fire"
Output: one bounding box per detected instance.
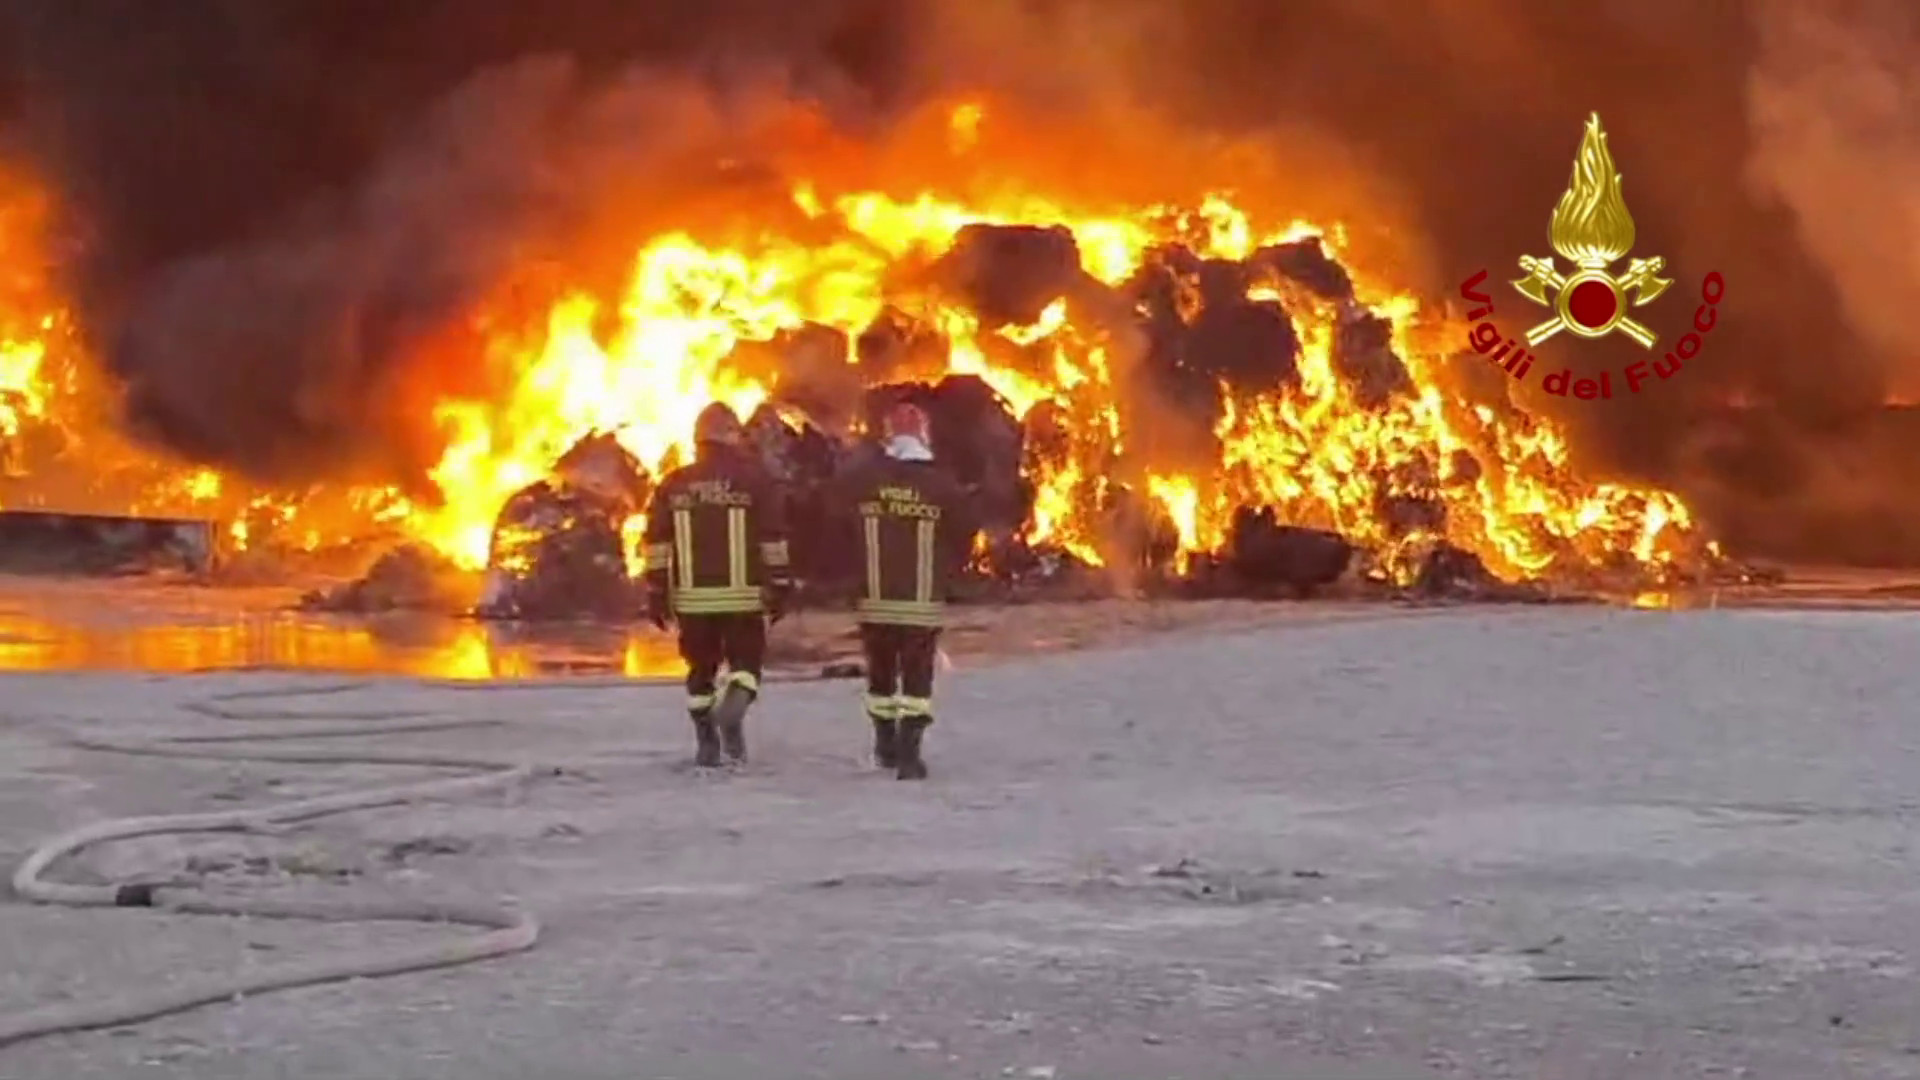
[0,100,1710,587]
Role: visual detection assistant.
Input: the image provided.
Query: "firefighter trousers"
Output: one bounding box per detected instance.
[678,613,767,715]
[859,623,940,724]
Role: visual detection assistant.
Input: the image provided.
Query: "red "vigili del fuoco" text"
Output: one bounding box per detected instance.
[1457,268,1725,398]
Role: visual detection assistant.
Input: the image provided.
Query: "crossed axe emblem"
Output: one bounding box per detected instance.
[1511,255,1672,349]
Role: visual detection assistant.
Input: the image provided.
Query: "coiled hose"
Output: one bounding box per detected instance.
[0,681,550,1049]
[0,660,853,1051]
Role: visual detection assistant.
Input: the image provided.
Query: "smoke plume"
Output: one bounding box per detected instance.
[1747,0,1920,387]
[3,0,1919,561]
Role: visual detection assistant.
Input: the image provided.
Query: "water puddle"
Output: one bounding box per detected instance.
[0,576,685,678]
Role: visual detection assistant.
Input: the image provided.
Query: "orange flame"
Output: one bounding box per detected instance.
[0,99,1711,586]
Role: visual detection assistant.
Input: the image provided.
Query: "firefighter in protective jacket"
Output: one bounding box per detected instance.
[641,402,792,767]
[830,402,978,779]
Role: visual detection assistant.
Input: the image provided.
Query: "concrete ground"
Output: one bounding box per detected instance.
[2,605,1919,1079]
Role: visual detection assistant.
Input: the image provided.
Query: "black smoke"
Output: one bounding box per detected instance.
[3,0,1918,562]
[1133,0,1920,565]
[0,0,931,487]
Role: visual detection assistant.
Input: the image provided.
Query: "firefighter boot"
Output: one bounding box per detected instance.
[894,717,930,781]
[690,712,721,768]
[870,717,899,769]
[712,682,754,764]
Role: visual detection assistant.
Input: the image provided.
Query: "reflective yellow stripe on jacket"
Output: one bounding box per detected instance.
[761,538,790,573]
[855,598,942,626]
[675,586,764,614]
[727,507,747,588]
[664,505,763,614]
[673,509,695,592]
[639,542,673,575]
[859,512,944,626]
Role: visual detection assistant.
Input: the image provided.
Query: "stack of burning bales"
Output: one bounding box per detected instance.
[383,218,1559,622]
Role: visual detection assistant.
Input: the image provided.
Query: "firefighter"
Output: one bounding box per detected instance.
[640,402,792,767]
[831,402,978,780]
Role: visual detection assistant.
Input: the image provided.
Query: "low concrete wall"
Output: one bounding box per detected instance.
[0,510,214,574]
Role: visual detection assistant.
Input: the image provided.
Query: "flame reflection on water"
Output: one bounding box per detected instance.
[0,609,685,679]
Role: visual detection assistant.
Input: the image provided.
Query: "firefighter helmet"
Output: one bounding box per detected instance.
[692,402,744,448]
[882,402,931,444]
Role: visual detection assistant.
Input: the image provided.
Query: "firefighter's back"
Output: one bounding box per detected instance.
[651,450,779,615]
[846,455,975,626]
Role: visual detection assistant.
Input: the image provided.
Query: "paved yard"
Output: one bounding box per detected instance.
[2,605,1917,1078]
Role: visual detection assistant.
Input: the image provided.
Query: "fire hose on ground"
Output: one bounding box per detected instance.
[0,667,845,1050]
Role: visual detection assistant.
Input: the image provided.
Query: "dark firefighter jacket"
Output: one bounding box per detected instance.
[640,446,790,615]
[831,454,979,627]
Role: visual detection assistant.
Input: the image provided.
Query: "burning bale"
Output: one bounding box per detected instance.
[1216,508,1356,597]
[281,216,1689,613]
[1333,308,1415,409]
[747,403,838,488]
[475,433,648,620]
[301,543,475,614]
[1097,485,1182,581]
[1128,247,1304,413]
[932,224,1085,329]
[0,115,1721,612]
[1409,542,1560,603]
[1114,246,1320,491]
[1184,294,1301,397]
[744,402,843,586]
[738,324,863,436]
[1251,238,1355,302]
[855,308,950,384]
[863,375,1031,540]
[1373,456,1449,539]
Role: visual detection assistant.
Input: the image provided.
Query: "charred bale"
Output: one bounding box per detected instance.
[1333,310,1414,409]
[766,324,861,435]
[1405,541,1550,602]
[551,432,649,516]
[1127,259,1186,334]
[1184,299,1301,396]
[1445,449,1483,488]
[1195,259,1251,311]
[931,375,1029,534]
[1100,485,1181,579]
[1376,493,1448,537]
[935,224,1083,329]
[747,403,843,586]
[854,308,949,383]
[1226,508,1354,596]
[1374,457,1447,538]
[782,322,850,376]
[746,404,809,485]
[862,375,1029,536]
[1123,258,1220,423]
[1145,242,1205,278]
[1022,400,1073,473]
[301,544,473,614]
[1407,542,1573,602]
[1412,542,1494,598]
[477,480,636,621]
[1252,239,1354,301]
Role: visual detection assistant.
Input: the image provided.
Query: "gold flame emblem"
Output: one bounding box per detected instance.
[1510,113,1671,349]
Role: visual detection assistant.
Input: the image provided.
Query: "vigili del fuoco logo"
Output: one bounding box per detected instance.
[1458,112,1725,400]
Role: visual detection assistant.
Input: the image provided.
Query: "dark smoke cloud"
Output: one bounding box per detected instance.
[1120,0,1919,563]
[0,0,931,486]
[3,0,1918,561]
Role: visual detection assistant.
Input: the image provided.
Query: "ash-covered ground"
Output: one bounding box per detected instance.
[3,604,1920,1078]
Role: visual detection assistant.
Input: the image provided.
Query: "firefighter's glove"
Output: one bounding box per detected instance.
[765,580,794,624]
[645,586,672,632]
